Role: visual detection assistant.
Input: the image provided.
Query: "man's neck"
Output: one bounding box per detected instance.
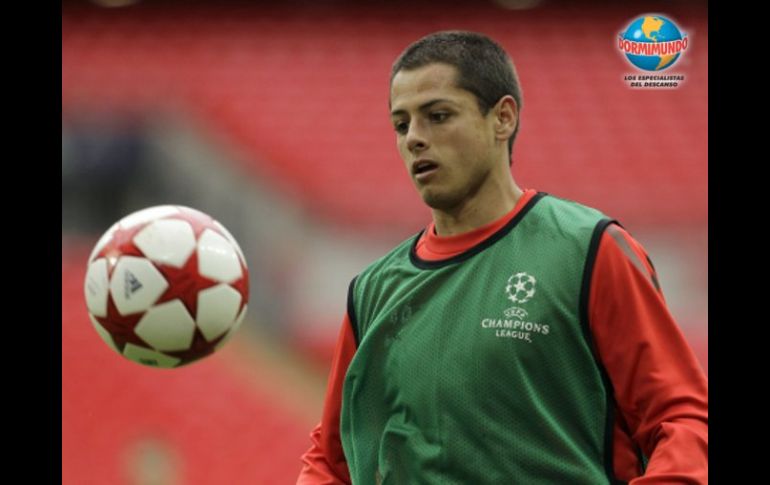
[432,177,523,237]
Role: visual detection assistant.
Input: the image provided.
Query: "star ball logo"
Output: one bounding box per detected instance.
[618,14,689,89]
[505,272,536,304]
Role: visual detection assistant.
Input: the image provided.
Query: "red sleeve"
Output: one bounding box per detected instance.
[297,313,356,485]
[590,224,708,484]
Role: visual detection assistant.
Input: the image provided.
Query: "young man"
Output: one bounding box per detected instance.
[297,31,708,484]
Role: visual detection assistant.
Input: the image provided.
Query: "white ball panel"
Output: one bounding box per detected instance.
[232,303,247,332]
[214,304,247,351]
[123,343,180,368]
[84,258,110,318]
[197,229,242,283]
[134,219,196,268]
[120,206,179,230]
[196,284,242,342]
[109,257,168,315]
[213,221,247,268]
[89,314,120,354]
[89,222,119,263]
[135,300,196,352]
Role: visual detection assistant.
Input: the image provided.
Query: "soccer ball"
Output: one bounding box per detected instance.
[83,205,249,368]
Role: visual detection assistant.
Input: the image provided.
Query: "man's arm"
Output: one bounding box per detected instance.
[297,313,357,485]
[590,224,708,484]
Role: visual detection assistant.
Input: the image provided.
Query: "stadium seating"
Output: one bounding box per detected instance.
[63,1,707,231]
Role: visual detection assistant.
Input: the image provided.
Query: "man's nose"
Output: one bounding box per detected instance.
[406,120,429,153]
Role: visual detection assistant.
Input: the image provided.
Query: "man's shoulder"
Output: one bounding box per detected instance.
[535,193,613,226]
[539,192,607,216]
[357,231,420,278]
[525,193,618,247]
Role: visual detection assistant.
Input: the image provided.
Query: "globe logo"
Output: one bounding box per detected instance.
[618,15,688,71]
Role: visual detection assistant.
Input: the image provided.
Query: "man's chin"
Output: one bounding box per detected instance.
[420,189,460,212]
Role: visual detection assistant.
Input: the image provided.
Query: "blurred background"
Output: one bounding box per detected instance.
[62,0,707,483]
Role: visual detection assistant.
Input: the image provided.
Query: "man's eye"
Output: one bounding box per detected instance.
[430,112,449,123]
[394,121,409,135]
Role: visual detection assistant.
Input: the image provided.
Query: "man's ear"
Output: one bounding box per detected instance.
[494,95,518,141]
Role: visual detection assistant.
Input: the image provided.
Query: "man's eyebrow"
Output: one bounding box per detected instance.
[390,99,454,117]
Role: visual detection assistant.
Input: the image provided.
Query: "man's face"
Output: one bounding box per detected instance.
[390,63,501,212]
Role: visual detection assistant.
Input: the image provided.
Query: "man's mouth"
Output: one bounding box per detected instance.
[413,160,439,176]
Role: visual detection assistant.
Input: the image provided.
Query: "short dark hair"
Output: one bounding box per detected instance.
[391,31,523,162]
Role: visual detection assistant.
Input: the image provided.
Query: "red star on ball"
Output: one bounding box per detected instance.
[153,251,220,320]
[94,294,147,352]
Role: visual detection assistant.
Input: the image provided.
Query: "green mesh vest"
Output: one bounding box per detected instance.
[341,193,624,484]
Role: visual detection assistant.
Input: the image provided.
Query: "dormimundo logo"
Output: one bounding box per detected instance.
[618,15,688,72]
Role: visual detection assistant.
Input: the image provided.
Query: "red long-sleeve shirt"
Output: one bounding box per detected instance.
[297,189,708,484]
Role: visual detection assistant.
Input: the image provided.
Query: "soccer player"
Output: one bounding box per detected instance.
[297,31,708,484]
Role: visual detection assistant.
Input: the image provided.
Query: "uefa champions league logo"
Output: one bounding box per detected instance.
[480,271,549,343]
[505,272,536,305]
